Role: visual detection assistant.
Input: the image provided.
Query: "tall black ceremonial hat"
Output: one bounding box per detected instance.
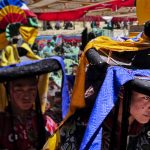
[130,78,150,96]
[131,20,150,69]
[131,49,150,69]
[0,58,60,83]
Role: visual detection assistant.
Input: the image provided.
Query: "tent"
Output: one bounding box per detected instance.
[26,0,135,21]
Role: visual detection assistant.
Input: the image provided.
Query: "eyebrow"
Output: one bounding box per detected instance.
[13,83,37,87]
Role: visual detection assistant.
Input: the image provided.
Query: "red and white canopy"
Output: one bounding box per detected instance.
[25,0,135,21]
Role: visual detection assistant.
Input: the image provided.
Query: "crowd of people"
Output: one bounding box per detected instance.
[44,21,74,30]
[33,35,81,75]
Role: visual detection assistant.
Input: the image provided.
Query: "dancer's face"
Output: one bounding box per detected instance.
[9,77,38,111]
[130,91,150,124]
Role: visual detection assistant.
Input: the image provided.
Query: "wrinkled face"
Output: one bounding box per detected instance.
[9,77,38,111]
[130,91,150,124]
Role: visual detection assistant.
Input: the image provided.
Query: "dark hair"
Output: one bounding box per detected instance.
[55,91,61,97]
[131,49,150,69]
[70,63,78,67]
[144,20,150,38]
[130,78,150,96]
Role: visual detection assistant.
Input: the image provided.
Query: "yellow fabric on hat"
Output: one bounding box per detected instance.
[19,26,38,45]
[0,26,38,50]
[65,34,150,120]
[84,35,150,52]
[0,33,9,50]
[0,43,40,66]
[38,73,49,113]
[0,84,8,112]
[0,5,26,21]
[42,131,60,150]
[0,44,20,66]
[19,42,40,60]
[136,0,150,25]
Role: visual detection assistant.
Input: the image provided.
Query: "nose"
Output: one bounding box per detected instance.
[23,92,30,100]
[24,95,29,100]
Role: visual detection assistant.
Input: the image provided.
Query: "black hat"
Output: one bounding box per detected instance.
[130,78,150,96]
[144,20,150,38]
[131,49,150,69]
[0,58,60,83]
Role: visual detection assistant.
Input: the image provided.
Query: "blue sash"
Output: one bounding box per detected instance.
[51,56,70,118]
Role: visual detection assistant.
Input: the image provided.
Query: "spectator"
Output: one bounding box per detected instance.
[67,63,78,96]
[42,41,54,58]
[64,21,73,30]
[91,21,97,29]
[47,91,62,124]
[55,21,61,30]
[47,77,60,106]
[46,21,53,30]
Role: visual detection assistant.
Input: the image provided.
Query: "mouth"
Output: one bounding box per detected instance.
[143,114,150,118]
[23,101,32,104]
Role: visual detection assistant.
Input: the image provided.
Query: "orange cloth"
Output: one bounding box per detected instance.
[136,0,150,25]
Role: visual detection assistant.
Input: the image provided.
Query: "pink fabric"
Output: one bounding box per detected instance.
[45,116,57,135]
[24,9,37,18]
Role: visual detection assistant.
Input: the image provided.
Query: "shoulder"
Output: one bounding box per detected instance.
[0,112,10,132]
[0,111,8,118]
[0,112,11,121]
[127,122,150,150]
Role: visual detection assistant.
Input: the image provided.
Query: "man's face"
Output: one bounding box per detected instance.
[72,65,78,75]
[130,91,150,124]
[9,77,38,111]
[47,43,51,47]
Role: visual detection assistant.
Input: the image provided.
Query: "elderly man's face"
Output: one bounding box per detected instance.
[9,77,38,111]
[130,91,150,124]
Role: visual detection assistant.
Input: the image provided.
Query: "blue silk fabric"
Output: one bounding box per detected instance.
[51,56,70,118]
[80,66,150,150]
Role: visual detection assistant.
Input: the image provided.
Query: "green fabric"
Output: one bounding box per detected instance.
[28,18,39,28]
[5,23,21,41]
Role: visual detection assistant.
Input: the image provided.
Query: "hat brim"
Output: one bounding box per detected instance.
[130,78,150,96]
[0,58,60,82]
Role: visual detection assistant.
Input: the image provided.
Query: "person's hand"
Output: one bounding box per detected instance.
[85,86,94,98]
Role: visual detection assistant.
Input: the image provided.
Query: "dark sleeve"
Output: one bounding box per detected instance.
[127,122,150,150]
